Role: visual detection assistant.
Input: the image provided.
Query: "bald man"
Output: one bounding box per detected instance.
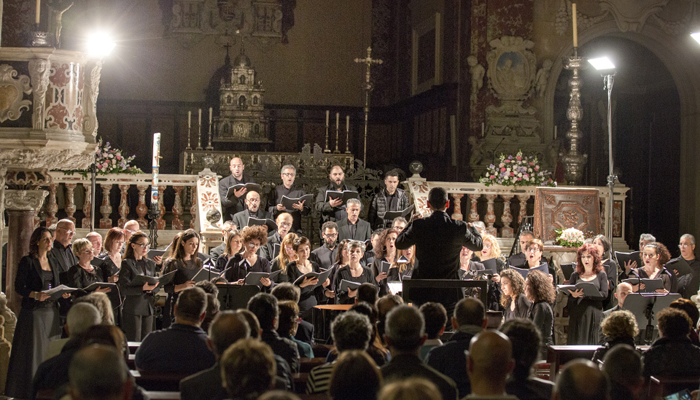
[49,219,78,273]
[220,157,255,221]
[466,330,517,399]
[231,190,274,235]
[68,345,133,400]
[554,359,610,400]
[261,213,293,260]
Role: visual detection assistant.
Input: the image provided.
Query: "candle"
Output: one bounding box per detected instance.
[336,112,339,129]
[209,107,212,124]
[326,110,329,126]
[572,3,578,47]
[35,0,40,25]
[198,108,202,126]
[151,133,161,204]
[554,126,558,139]
[188,111,191,129]
[346,115,349,132]
[481,122,485,138]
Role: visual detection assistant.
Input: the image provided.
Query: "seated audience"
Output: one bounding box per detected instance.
[466,330,518,399]
[378,378,441,400]
[376,294,403,341]
[419,302,447,360]
[258,392,302,400]
[247,293,300,372]
[73,292,115,325]
[68,344,133,400]
[179,310,251,400]
[602,345,644,400]
[306,311,373,395]
[329,350,382,400]
[277,301,314,358]
[500,318,554,400]
[340,302,390,366]
[221,338,276,400]
[44,303,102,361]
[500,269,531,321]
[553,359,609,400]
[425,298,486,398]
[357,282,378,305]
[134,287,215,374]
[598,282,633,344]
[270,282,314,344]
[201,293,220,332]
[669,298,700,346]
[643,307,700,378]
[593,310,639,362]
[381,305,458,400]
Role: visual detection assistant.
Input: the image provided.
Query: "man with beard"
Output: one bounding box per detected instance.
[310,221,339,271]
[315,164,357,225]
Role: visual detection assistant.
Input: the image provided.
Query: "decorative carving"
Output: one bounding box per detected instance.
[28,58,51,131]
[82,60,102,138]
[117,184,129,228]
[487,36,537,104]
[517,194,530,224]
[0,64,32,122]
[4,189,48,211]
[64,183,76,223]
[535,60,552,98]
[0,147,95,171]
[451,194,464,221]
[163,0,296,46]
[468,55,485,102]
[468,194,480,223]
[501,194,514,238]
[172,186,184,230]
[136,185,148,228]
[561,55,588,185]
[6,169,51,190]
[46,183,58,226]
[534,187,601,242]
[484,194,498,236]
[545,195,556,205]
[46,62,83,131]
[599,0,669,33]
[99,184,113,229]
[82,184,91,229]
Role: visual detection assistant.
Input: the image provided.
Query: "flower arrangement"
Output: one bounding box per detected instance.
[554,228,585,248]
[64,138,143,177]
[480,150,555,187]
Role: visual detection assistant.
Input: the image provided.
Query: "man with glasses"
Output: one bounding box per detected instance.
[220,157,255,222]
[262,213,294,261]
[268,165,309,234]
[123,219,163,265]
[209,221,236,265]
[310,221,339,270]
[232,190,273,235]
[48,219,78,273]
[667,234,700,299]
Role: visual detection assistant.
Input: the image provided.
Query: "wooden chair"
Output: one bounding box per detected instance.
[647,375,700,400]
[300,357,327,373]
[131,369,191,391]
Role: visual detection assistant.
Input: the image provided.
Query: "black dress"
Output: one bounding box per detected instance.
[633,267,677,293]
[270,257,291,283]
[503,293,532,321]
[97,254,120,281]
[567,270,608,345]
[530,301,554,358]
[287,260,325,320]
[224,255,272,291]
[333,265,374,305]
[163,258,204,326]
[602,259,619,309]
[6,256,61,399]
[65,263,102,290]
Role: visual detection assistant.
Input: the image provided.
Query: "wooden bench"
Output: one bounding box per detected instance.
[547,345,601,379]
[311,344,333,359]
[131,370,191,391]
[300,357,327,373]
[143,391,181,400]
[293,372,310,394]
[648,376,700,399]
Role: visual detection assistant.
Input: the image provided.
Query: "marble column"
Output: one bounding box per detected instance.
[4,190,48,314]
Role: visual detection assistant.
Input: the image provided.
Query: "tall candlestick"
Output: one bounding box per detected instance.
[198,108,202,126]
[151,133,161,204]
[554,125,558,140]
[197,108,202,150]
[326,110,329,126]
[35,0,41,25]
[335,113,339,129]
[324,110,330,153]
[334,113,340,153]
[188,110,191,128]
[572,3,578,48]
[345,116,351,153]
[209,107,212,124]
[346,115,349,132]
[186,111,192,150]
[481,122,485,138]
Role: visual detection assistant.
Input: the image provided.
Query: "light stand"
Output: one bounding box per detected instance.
[589,57,616,251]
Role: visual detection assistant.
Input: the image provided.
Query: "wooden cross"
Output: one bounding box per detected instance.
[354,47,383,165]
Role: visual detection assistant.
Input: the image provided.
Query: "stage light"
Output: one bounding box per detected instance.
[86,32,115,57]
[588,57,615,71]
[691,32,700,45]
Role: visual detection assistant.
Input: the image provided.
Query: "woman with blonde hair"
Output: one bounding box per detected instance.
[479,234,506,275]
[592,310,639,362]
[270,232,299,283]
[223,225,272,290]
[500,269,531,321]
[389,245,417,282]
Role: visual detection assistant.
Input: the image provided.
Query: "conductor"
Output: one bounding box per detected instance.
[396,187,483,312]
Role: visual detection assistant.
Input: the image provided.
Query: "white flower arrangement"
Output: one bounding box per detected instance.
[554,228,585,248]
[480,150,556,188]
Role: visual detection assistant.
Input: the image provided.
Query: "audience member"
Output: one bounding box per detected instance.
[602,345,644,400]
[306,311,372,395]
[466,330,517,399]
[135,287,215,374]
[68,344,133,400]
[419,302,447,360]
[201,293,220,332]
[329,350,382,400]
[425,298,486,398]
[258,391,302,400]
[376,294,404,341]
[74,292,115,325]
[553,359,609,400]
[643,307,700,378]
[593,310,639,362]
[44,303,102,361]
[357,282,378,305]
[381,305,458,400]
[179,311,251,400]
[378,378,441,400]
[277,301,314,358]
[500,318,554,400]
[271,282,314,344]
[346,302,390,366]
[669,298,700,346]
[368,169,410,229]
[221,338,276,399]
[247,293,300,372]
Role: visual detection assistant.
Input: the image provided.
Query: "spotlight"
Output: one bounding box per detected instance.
[588,57,615,71]
[691,31,700,45]
[86,32,115,57]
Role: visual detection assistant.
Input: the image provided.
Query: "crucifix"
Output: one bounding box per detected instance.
[354,47,383,166]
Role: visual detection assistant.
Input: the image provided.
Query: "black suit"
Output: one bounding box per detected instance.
[395,210,482,309]
[261,233,282,261]
[381,353,458,400]
[267,184,309,233]
[219,173,254,222]
[208,243,226,265]
[231,209,274,234]
[118,258,159,341]
[315,182,358,224]
[48,241,77,275]
[337,218,372,243]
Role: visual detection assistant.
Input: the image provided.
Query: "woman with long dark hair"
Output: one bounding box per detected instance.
[118,231,160,341]
[96,227,125,283]
[162,229,203,326]
[270,232,299,284]
[287,236,331,319]
[6,227,64,398]
[525,270,556,357]
[632,242,676,293]
[371,228,398,296]
[566,243,609,344]
[500,269,531,321]
[593,234,618,308]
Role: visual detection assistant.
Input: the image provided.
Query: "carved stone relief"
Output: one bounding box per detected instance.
[4,189,48,211]
[28,59,51,131]
[0,147,95,171]
[0,65,32,123]
[82,60,102,138]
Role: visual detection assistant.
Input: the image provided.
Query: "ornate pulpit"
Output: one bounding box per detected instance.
[534,187,601,242]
